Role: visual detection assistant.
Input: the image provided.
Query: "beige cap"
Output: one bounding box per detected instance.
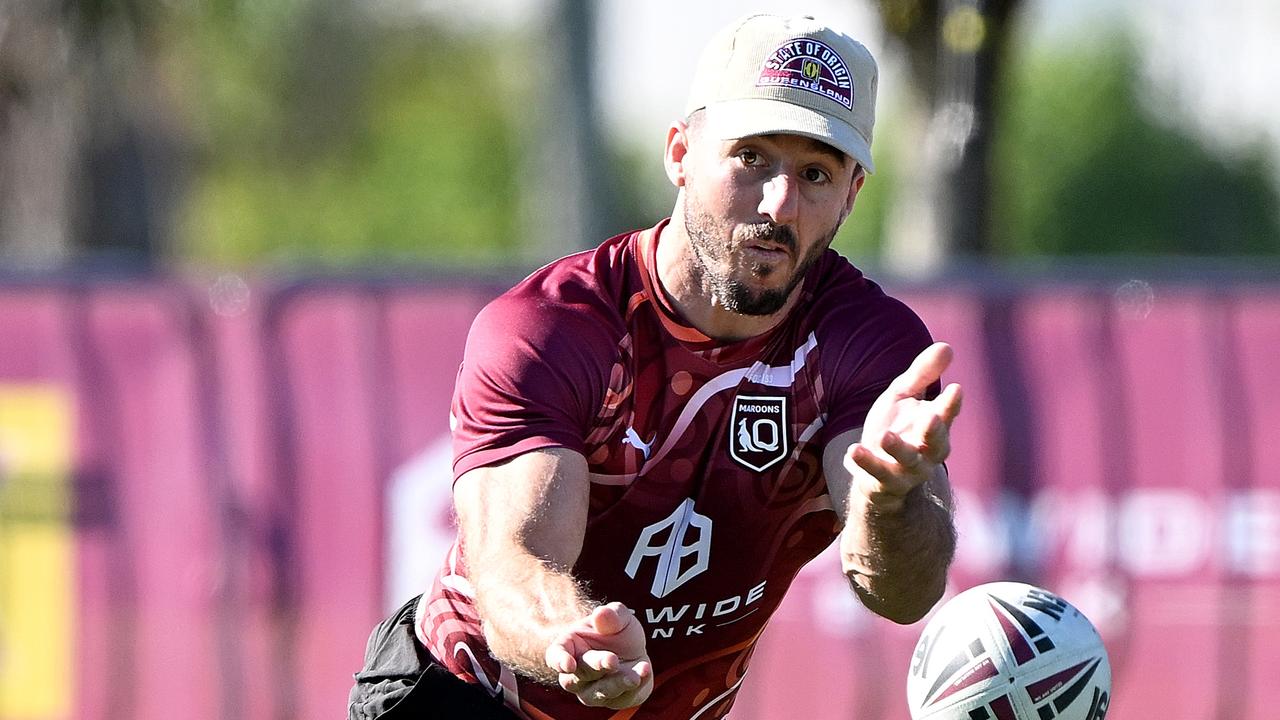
[684,14,879,172]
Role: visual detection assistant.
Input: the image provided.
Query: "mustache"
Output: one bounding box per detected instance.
[738,223,797,250]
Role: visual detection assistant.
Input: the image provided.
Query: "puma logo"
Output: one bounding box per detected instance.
[622,427,656,460]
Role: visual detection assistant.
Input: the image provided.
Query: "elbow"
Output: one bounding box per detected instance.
[851,575,947,625]
[881,595,940,625]
[871,595,939,626]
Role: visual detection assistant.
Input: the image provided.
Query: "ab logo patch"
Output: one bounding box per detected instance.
[728,395,789,472]
[625,498,712,598]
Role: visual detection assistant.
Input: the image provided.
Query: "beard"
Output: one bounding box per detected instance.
[682,193,836,317]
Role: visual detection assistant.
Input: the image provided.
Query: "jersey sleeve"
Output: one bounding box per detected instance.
[817,294,938,445]
[450,292,618,481]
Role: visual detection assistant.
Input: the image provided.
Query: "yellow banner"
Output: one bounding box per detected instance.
[0,386,74,720]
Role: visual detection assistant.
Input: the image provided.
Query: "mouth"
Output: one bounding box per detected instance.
[742,240,791,264]
[737,223,797,263]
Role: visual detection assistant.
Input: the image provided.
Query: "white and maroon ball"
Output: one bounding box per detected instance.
[906,582,1111,720]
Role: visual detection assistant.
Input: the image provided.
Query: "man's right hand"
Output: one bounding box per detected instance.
[545,602,654,709]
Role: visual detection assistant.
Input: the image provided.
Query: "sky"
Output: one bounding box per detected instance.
[1128,0,1280,158]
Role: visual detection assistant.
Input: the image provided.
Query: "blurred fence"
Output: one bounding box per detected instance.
[0,274,1277,720]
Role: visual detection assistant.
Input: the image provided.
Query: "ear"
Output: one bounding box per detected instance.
[844,165,867,215]
[838,165,867,225]
[664,120,692,188]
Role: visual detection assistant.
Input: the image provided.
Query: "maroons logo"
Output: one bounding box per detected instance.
[729,395,789,472]
[756,38,854,110]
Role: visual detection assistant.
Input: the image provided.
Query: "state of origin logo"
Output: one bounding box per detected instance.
[755,38,854,110]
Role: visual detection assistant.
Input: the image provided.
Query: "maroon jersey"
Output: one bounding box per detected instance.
[420,220,934,719]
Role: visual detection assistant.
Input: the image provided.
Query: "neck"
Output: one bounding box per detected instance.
[654,217,800,343]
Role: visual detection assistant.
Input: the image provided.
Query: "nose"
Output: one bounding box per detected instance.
[758,173,799,226]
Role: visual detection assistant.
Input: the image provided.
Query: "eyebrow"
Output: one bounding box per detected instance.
[759,133,851,169]
[805,138,852,169]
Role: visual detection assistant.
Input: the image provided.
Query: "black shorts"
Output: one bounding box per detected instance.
[348,595,520,720]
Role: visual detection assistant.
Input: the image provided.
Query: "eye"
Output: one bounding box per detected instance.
[737,149,762,166]
[802,166,831,184]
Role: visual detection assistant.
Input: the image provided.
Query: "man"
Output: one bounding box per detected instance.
[350,13,962,720]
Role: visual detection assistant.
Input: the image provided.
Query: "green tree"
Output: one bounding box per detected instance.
[994,36,1280,257]
[172,4,530,268]
[831,135,895,261]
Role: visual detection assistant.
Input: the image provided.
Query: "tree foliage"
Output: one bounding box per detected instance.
[993,36,1279,257]
[142,5,1280,267]
[171,4,528,268]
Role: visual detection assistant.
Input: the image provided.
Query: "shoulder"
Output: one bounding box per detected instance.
[451,232,644,476]
[467,232,636,361]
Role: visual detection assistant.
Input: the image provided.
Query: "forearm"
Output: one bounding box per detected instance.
[453,448,596,685]
[840,477,955,624]
[468,548,595,684]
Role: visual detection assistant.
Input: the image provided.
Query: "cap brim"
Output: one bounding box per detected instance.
[701,99,875,174]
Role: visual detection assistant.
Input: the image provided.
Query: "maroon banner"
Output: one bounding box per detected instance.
[0,279,1276,720]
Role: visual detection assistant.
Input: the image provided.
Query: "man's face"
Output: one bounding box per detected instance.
[678,123,861,316]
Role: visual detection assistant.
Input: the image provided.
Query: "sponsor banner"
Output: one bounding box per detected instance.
[0,283,1276,719]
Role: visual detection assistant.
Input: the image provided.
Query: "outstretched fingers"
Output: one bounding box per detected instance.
[887,342,954,400]
[850,441,913,494]
[934,382,963,425]
[851,419,954,493]
[896,382,962,459]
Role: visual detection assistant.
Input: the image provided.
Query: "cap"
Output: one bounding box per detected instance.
[684,14,879,172]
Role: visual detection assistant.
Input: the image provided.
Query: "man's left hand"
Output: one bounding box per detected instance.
[846,342,962,512]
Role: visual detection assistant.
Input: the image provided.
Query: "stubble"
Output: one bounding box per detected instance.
[681,193,835,317]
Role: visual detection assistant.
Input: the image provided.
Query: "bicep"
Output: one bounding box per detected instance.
[453,447,590,570]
